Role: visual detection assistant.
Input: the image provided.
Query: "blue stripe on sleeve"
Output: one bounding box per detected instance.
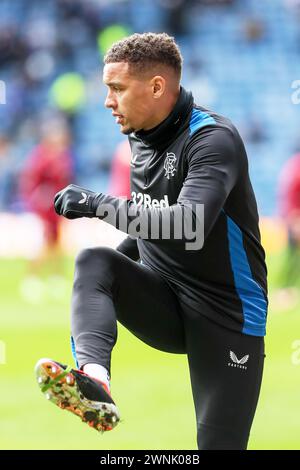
[226,214,267,336]
[189,108,216,135]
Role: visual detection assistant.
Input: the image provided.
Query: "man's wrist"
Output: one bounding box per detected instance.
[91,193,103,216]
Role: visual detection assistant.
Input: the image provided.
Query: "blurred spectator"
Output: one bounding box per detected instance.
[278,152,300,288]
[243,18,266,43]
[108,140,131,199]
[241,116,268,144]
[0,24,28,67]
[0,134,19,211]
[19,118,73,276]
[158,0,189,36]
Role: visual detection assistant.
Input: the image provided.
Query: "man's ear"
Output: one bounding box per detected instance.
[151,76,165,99]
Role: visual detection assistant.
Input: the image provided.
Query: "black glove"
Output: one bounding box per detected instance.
[54,184,102,219]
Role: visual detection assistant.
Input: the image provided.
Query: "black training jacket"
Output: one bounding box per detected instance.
[95,86,268,336]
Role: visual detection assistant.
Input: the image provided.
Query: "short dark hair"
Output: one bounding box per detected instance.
[104,32,182,79]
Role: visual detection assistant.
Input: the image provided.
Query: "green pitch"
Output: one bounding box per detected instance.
[0,255,299,450]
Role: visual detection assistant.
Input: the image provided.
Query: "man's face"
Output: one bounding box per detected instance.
[103,62,156,134]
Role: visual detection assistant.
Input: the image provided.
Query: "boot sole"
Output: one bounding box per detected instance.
[35,358,120,432]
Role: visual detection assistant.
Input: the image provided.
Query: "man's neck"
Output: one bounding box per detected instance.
[134,86,194,148]
[143,89,180,131]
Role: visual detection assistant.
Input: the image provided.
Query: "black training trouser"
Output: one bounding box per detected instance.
[71,247,265,450]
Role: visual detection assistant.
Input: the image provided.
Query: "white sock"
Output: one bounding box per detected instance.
[83,363,110,392]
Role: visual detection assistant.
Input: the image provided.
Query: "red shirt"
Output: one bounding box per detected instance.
[20,143,73,221]
[279,153,300,221]
[108,140,131,199]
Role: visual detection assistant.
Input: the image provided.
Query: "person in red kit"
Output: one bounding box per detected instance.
[278,152,300,287]
[108,140,131,199]
[20,119,73,276]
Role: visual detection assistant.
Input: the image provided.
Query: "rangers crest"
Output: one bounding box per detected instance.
[164,152,177,179]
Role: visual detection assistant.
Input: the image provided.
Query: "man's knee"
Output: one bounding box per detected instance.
[75,246,118,271]
[74,247,122,293]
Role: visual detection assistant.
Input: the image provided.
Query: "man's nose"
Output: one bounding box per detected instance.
[105,93,116,109]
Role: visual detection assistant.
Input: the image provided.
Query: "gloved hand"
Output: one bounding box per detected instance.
[54,184,101,219]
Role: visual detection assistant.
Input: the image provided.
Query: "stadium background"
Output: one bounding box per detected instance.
[0,0,300,449]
